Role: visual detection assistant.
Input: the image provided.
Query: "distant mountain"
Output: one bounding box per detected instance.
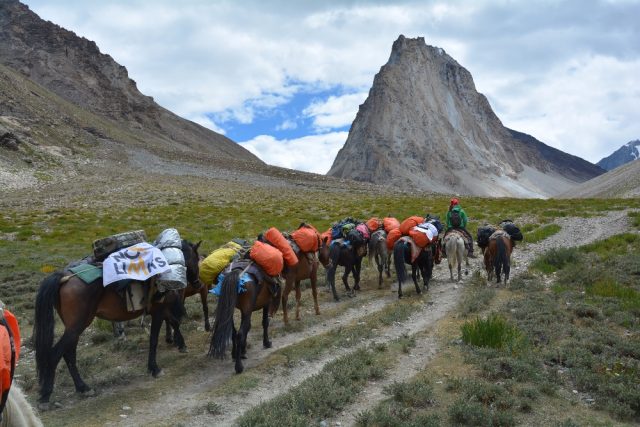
[0,0,259,163]
[559,158,640,199]
[596,140,640,171]
[327,35,604,198]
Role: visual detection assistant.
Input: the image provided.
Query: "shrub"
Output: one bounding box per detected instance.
[530,247,579,273]
[461,313,523,350]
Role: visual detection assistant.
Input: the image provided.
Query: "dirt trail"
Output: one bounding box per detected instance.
[100,211,632,426]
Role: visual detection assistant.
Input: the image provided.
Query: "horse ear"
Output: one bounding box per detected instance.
[194,240,202,251]
[322,236,329,244]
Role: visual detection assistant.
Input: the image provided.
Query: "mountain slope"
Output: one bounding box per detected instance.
[596,140,640,171]
[327,35,604,198]
[0,0,258,161]
[558,158,640,198]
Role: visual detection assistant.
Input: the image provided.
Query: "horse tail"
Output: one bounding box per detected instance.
[393,241,407,285]
[495,237,507,279]
[167,290,186,323]
[34,272,64,385]
[326,243,341,280]
[209,269,240,359]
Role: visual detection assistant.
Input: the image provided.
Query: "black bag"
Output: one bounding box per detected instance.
[346,229,364,247]
[502,222,523,241]
[450,210,462,228]
[477,226,496,249]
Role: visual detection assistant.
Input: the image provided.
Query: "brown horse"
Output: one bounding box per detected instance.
[281,237,331,325]
[33,240,201,407]
[393,237,433,299]
[209,261,280,374]
[484,233,513,285]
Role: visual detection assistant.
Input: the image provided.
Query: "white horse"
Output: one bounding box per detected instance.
[1,384,43,427]
[443,230,469,282]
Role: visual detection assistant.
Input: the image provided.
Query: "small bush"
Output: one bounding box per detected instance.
[461,313,523,350]
[448,399,490,426]
[384,380,434,407]
[526,224,561,244]
[530,247,579,273]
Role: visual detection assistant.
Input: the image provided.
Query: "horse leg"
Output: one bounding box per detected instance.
[235,312,252,373]
[200,286,211,332]
[281,278,293,325]
[169,317,187,353]
[375,253,383,288]
[112,321,125,339]
[231,323,239,361]
[386,253,392,278]
[310,266,320,315]
[327,266,340,302]
[165,320,173,344]
[411,265,421,295]
[353,257,362,291]
[62,337,92,396]
[294,281,302,321]
[147,310,164,377]
[262,306,272,348]
[342,268,353,297]
[39,330,82,405]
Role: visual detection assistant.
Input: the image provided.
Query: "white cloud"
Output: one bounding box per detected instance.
[239,132,348,174]
[276,119,298,131]
[303,92,368,130]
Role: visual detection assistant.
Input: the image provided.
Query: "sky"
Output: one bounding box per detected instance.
[22,0,640,174]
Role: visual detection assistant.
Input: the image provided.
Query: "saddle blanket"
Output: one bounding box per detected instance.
[103,242,171,286]
[69,264,103,284]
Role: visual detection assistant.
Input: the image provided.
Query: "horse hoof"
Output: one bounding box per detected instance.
[79,388,96,397]
[151,368,164,378]
[264,341,272,348]
[165,338,173,344]
[38,401,53,411]
[235,366,244,374]
[354,285,361,291]
[179,347,188,354]
[205,325,211,332]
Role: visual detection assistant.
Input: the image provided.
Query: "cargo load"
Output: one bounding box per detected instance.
[154,228,187,291]
[399,216,425,235]
[93,230,147,261]
[199,241,244,285]
[250,241,284,276]
[383,217,400,232]
[264,227,298,266]
[386,228,403,250]
[366,217,383,232]
[291,227,320,252]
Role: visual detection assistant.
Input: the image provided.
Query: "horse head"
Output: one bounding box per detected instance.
[318,236,332,268]
[182,239,203,290]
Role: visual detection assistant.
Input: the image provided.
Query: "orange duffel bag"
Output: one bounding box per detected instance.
[409,228,431,248]
[399,216,425,235]
[366,217,382,232]
[320,227,332,244]
[264,227,298,267]
[383,217,400,232]
[386,228,403,250]
[1,307,20,406]
[250,241,284,276]
[291,226,320,252]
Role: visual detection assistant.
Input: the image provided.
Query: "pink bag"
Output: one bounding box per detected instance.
[356,223,370,240]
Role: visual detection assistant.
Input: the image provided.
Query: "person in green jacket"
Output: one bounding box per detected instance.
[445,198,475,258]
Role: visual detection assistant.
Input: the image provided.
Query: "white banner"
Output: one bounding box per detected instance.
[103,242,171,286]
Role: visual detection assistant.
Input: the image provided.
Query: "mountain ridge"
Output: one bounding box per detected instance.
[596,140,640,171]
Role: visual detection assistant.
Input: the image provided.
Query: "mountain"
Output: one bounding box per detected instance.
[327,35,604,198]
[0,0,259,176]
[558,158,640,198]
[596,140,640,171]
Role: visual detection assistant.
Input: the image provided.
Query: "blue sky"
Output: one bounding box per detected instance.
[21,0,640,173]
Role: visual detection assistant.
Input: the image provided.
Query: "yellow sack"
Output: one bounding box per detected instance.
[199,241,243,286]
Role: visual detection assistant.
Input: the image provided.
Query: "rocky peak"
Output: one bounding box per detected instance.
[597,139,640,171]
[328,35,603,197]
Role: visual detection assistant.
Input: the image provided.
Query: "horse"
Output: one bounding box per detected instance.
[33,239,201,407]
[325,239,367,301]
[281,236,331,325]
[393,237,433,299]
[443,230,469,282]
[484,233,513,285]
[1,384,43,427]
[164,267,208,348]
[208,261,280,374]
[368,229,391,288]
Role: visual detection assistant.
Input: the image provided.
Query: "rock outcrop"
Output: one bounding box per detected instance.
[597,140,640,171]
[328,35,604,197]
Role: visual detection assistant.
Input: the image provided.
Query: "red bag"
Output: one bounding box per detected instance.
[400,216,425,235]
[250,241,284,276]
[409,228,431,248]
[291,227,319,252]
[386,228,403,250]
[1,308,20,400]
[383,217,400,232]
[366,217,382,232]
[264,227,298,267]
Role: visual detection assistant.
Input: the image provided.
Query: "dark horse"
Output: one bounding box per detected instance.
[209,261,280,373]
[281,237,331,325]
[368,229,390,288]
[325,238,367,301]
[164,266,208,349]
[33,240,201,407]
[484,233,513,285]
[393,237,433,299]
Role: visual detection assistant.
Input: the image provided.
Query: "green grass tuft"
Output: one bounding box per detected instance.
[461,313,523,351]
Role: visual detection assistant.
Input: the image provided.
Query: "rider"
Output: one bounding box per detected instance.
[445,198,475,258]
